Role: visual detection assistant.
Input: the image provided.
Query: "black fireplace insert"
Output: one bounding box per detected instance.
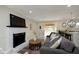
[13,32,25,48]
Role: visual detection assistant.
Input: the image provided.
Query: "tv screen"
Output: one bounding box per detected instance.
[10,14,26,27]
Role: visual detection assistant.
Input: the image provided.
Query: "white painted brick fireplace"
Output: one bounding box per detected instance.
[6,28,27,53]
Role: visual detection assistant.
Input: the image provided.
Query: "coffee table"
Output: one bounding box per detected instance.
[29,39,41,50]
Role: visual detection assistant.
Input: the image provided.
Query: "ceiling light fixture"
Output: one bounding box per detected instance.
[62,12,76,28]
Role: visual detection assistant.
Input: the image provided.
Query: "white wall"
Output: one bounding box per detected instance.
[0,6,10,51]
[71,32,79,47]
[25,18,40,40]
[0,6,39,53]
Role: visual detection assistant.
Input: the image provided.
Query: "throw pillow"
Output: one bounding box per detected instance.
[50,37,62,48]
[60,37,75,52]
[50,33,59,42]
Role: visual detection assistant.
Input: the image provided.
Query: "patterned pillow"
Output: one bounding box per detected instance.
[50,37,62,48]
[44,36,61,48]
[60,37,75,52]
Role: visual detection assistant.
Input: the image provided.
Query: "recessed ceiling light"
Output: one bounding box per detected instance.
[67,5,72,7]
[29,10,32,14]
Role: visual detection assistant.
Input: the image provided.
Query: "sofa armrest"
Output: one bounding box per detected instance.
[40,47,69,54]
[73,47,79,54]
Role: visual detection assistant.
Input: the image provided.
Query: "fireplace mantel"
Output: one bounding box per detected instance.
[7,26,28,28]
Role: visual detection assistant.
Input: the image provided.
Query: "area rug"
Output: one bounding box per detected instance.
[18,47,40,54]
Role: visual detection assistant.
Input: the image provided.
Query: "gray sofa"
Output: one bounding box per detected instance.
[40,47,79,54]
[40,32,79,54]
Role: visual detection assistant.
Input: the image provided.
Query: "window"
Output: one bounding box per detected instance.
[44,26,57,39]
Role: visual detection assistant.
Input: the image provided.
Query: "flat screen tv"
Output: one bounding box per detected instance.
[10,14,26,27]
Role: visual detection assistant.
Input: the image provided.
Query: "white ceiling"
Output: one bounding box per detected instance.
[6,5,79,22]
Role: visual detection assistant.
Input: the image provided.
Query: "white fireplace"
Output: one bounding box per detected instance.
[6,28,27,53]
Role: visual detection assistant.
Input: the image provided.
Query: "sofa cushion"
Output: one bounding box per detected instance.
[60,37,75,52]
[43,36,61,48]
[44,32,61,49]
[50,37,62,48]
[40,47,69,54]
[50,33,59,41]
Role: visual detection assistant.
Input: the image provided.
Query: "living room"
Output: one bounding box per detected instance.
[0,5,79,54]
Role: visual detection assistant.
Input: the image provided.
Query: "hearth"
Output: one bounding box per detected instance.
[13,32,25,48]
